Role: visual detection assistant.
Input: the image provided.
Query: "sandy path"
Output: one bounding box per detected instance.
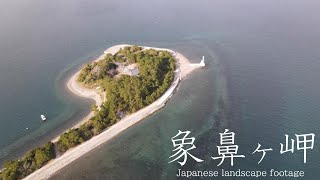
[24,44,203,180]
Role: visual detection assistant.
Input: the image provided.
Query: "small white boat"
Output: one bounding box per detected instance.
[199,56,206,67]
[41,114,46,121]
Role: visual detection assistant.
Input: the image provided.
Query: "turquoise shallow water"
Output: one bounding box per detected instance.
[0,0,320,179]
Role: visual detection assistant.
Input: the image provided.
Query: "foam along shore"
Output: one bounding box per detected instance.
[24,44,204,180]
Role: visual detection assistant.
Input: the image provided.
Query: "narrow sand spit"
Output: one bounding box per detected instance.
[24,44,203,180]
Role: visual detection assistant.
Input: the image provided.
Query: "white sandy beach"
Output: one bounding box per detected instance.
[24,44,203,180]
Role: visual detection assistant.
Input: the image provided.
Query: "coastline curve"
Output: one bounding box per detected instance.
[24,44,202,180]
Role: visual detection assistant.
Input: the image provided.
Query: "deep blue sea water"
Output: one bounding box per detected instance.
[0,0,319,179]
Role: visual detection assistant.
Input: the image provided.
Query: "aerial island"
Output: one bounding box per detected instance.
[0,45,204,180]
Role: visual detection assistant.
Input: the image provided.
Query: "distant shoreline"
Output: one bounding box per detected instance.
[24,44,203,179]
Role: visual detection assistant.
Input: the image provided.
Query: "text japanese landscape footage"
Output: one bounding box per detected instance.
[169,129,313,178]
